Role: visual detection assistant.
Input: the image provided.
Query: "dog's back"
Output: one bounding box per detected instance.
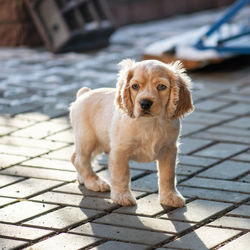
[70,87,116,154]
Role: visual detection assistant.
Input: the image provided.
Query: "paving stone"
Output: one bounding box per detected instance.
[0,175,24,187]
[209,216,250,230]
[240,174,250,183]
[178,155,219,167]
[45,129,74,143]
[49,117,71,125]
[24,233,100,250]
[181,177,250,194]
[195,99,230,111]
[71,222,172,245]
[0,154,27,168]
[219,232,250,250]
[0,178,62,198]
[12,121,69,139]
[129,161,157,171]
[95,213,193,234]
[180,123,205,136]
[53,182,145,199]
[44,145,74,161]
[227,205,250,217]
[115,194,165,216]
[22,157,75,172]
[224,117,250,129]
[98,168,145,184]
[0,223,52,240]
[24,206,101,229]
[178,186,249,203]
[1,165,76,182]
[164,226,240,249]
[218,93,250,103]
[30,191,115,211]
[52,182,109,197]
[198,160,250,179]
[0,115,35,128]
[92,241,148,250]
[95,153,109,165]
[0,144,48,157]
[193,131,250,145]
[205,126,250,137]
[161,199,231,222]
[0,237,27,249]
[131,173,158,192]
[0,136,67,150]
[232,151,250,162]
[0,103,42,117]
[0,201,57,223]
[0,197,16,207]
[131,173,185,192]
[219,103,250,115]
[176,164,202,176]
[194,143,248,159]
[179,137,213,154]
[183,111,233,126]
[0,125,17,135]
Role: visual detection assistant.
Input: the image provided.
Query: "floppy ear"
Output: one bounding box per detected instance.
[115,59,135,117]
[166,61,194,119]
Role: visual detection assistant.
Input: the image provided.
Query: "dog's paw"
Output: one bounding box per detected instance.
[111,191,136,206]
[78,174,110,192]
[160,190,185,207]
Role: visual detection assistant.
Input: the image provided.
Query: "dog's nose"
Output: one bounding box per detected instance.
[140,99,153,110]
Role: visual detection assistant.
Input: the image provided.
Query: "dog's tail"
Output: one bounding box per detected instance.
[76,87,90,98]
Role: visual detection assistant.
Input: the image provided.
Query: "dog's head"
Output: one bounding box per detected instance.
[115,59,194,119]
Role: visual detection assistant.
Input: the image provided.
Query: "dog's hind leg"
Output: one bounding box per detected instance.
[71,132,110,192]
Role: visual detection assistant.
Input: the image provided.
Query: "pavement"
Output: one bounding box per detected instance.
[0,7,250,250]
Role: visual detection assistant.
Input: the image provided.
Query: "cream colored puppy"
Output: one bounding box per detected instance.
[70,59,194,207]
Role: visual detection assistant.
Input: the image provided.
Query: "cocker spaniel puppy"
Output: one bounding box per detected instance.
[70,59,194,207]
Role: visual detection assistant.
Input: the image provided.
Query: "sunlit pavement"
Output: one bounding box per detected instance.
[0,8,250,250]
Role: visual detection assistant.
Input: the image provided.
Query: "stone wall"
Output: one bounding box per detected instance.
[0,0,234,47]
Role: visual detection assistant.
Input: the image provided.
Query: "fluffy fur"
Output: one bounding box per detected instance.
[70,59,194,207]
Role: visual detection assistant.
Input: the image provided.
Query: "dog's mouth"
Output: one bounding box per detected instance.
[141,110,152,117]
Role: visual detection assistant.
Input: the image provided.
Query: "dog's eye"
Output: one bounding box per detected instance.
[157,84,167,91]
[131,84,139,90]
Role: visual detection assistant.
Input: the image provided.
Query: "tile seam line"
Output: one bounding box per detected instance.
[179,182,250,194]
[20,205,126,249]
[190,134,250,146]
[91,220,178,235]
[182,112,250,138]
[192,88,230,104]
[150,196,250,248]
[179,147,250,184]
[211,231,247,250]
[0,142,73,172]
[0,181,70,209]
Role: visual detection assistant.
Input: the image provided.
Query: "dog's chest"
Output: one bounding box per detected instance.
[131,124,175,162]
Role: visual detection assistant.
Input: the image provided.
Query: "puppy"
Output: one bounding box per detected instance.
[70,59,194,207]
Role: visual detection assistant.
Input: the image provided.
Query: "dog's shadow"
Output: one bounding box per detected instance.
[73,173,207,249]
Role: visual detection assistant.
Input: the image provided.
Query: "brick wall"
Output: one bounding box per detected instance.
[0,0,234,47]
[0,0,42,46]
[108,0,235,25]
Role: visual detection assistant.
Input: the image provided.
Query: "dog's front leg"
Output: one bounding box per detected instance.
[157,146,185,207]
[109,150,136,206]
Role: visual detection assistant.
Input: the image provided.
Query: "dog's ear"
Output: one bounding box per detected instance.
[115,59,135,117]
[166,61,194,119]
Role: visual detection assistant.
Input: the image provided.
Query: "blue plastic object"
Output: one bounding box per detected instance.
[194,0,250,54]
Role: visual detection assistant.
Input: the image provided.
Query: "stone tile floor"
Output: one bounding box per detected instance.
[0,7,250,250]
